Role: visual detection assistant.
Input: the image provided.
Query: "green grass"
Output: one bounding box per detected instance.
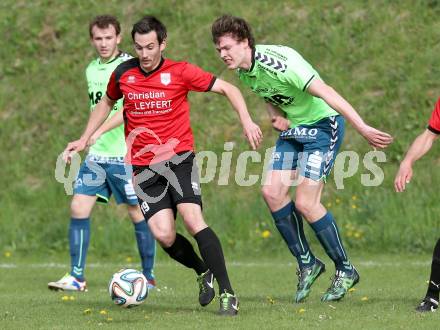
[2,2,440,326]
[0,254,438,329]
[1,1,440,253]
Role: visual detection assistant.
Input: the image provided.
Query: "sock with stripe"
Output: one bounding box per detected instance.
[310,212,353,274]
[134,220,156,281]
[426,238,440,301]
[271,201,315,268]
[69,218,90,281]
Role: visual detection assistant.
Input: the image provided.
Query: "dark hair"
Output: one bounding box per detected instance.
[211,15,255,48]
[131,15,167,44]
[89,15,121,37]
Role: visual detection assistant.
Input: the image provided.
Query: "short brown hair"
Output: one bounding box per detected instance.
[89,15,121,37]
[211,15,255,49]
[131,15,167,44]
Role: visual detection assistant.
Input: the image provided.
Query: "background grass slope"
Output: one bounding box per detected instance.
[1,0,440,258]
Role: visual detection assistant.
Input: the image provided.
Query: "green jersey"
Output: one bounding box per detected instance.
[238,45,338,127]
[86,52,131,157]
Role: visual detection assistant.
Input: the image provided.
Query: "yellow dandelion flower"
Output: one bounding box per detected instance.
[266,296,275,304]
[83,309,92,315]
[61,296,69,301]
[261,230,271,238]
[107,318,113,322]
[326,202,332,208]
[336,198,341,204]
[351,204,357,209]
[4,251,11,258]
[354,232,361,239]
[361,296,368,301]
[99,310,107,315]
[125,257,133,263]
[69,296,75,301]
[348,288,356,293]
[351,195,357,201]
[298,308,306,313]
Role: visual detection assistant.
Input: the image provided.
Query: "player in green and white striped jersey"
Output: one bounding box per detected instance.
[48,15,156,292]
[212,15,392,303]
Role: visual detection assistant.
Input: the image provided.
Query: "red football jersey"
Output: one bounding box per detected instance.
[106,57,216,165]
[428,97,440,134]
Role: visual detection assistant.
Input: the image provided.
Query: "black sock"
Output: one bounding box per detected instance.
[194,227,234,294]
[426,238,440,301]
[163,233,207,275]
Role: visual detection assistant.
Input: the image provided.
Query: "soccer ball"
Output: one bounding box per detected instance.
[108,269,148,308]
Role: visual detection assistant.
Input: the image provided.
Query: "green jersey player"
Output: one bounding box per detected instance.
[48,15,156,292]
[212,15,393,303]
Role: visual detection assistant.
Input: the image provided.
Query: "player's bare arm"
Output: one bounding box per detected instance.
[210,78,263,150]
[307,78,393,149]
[63,95,116,162]
[394,129,438,192]
[266,103,290,131]
[88,108,124,146]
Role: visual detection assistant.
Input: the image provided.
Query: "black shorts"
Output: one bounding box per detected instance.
[132,152,202,219]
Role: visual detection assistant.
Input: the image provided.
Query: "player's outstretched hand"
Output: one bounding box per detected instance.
[271,116,290,132]
[360,125,393,149]
[394,162,413,192]
[63,138,87,164]
[243,120,263,150]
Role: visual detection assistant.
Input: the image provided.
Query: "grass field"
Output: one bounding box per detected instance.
[2,0,440,256]
[0,254,438,329]
[1,2,440,327]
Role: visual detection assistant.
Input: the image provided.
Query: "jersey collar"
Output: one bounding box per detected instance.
[239,48,257,77]
[249,47,256,72]
[138,57,165,77]
[98,51,122,65]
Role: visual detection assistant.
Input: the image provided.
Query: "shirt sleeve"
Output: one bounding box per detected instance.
[106,71,123,101]
[283,51,316,91]
[428,98,440,134]
[181,62,216,92]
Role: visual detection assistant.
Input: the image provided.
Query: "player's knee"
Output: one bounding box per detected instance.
[182,212,206,235]
[127,205,143,221]
[155,230,175,248]
[70,199,87,218]
[184,219,207,236]
[261,185,282,204]
[294,197,314,217]
[178,205,205,234]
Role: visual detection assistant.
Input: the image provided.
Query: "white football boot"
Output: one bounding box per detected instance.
[48,273,87,292]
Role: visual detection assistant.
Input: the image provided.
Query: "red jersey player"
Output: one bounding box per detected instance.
[63,16,262,316]
[395,98,440,312]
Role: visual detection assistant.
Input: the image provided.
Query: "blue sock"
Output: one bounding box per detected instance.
[310,212,353,273]
[271,201,315,268]
[134,220,156,280]
[69,218,90,281]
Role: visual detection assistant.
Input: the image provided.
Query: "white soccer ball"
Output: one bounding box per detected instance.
[108,268,148,308]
